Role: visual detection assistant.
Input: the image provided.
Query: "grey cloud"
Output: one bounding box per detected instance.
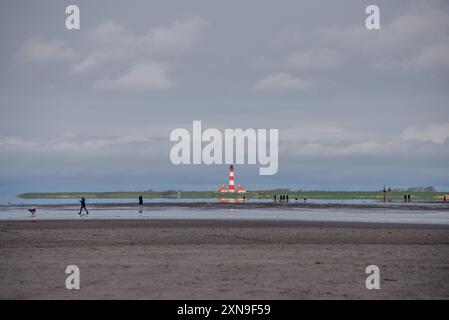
[318,1,449,71]
[19,38,79,62]
[286,49,343,71]
[21,17,206,92]
[254,73,310,91]
[72,18,205,74]
[255,0,449,91]
[401,123,449,143]
[95,62,175,91]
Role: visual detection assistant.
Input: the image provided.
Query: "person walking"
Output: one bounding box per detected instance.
[139,195,143,207]
[79,197,89,215]
[138,195,143,212]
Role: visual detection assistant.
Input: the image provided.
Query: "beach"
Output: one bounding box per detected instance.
[1,218,448,299]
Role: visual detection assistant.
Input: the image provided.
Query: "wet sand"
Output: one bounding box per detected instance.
[1,219,448,299]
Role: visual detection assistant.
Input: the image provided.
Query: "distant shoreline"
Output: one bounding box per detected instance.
[3,201,449,211]
[17,190,448,202]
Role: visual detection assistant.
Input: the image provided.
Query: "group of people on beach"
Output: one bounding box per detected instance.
[274,195,307,203]
[275,194,289,203]
[274,194,289,203]
[383,187,413,203]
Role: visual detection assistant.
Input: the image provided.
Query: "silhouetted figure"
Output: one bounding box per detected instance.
[383,186,386,202]
[404,194,407,202]
[138,195,143,213]
[304,197,307,203]
[79,197,88,215]
[274,195,277,202]
[444,195,447,202]
[286,195,289,203]
[408,194,411,203]
[243,196,246,202]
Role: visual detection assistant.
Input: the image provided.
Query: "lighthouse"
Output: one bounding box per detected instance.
[229,165,235,192]
[217,165,246,193]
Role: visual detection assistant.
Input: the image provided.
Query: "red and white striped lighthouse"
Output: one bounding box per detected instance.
[229,165,235,192]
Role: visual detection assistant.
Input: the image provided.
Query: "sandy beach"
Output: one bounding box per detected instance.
[1,218,448,299]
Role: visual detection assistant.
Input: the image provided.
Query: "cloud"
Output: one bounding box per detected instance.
[0,136,36,149]
[139,18,206,56]
[286,141,388,157]
[19,38,78,62]
[277,122,449,158]
[252,1,449,94]
[254,72,309,91]
[266,0,449,76]
[95,62,175,91]
[401,123,449,143]
[319,1,449,71]
[395,43,449,71]
[0,133,168,179]
[0,133,157,156]
[19,18,205,91]
[286,49,342,71]
[280,136,449,163]
[70,18,205,75]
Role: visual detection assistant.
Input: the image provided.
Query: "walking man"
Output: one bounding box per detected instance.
[79,197,88,215]
[139,195,143,207]
[138,195,143,213]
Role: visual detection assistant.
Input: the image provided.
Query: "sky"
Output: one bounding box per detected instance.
[0,0,448,194]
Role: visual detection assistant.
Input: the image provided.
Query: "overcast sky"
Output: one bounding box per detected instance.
[0,0,448,193]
